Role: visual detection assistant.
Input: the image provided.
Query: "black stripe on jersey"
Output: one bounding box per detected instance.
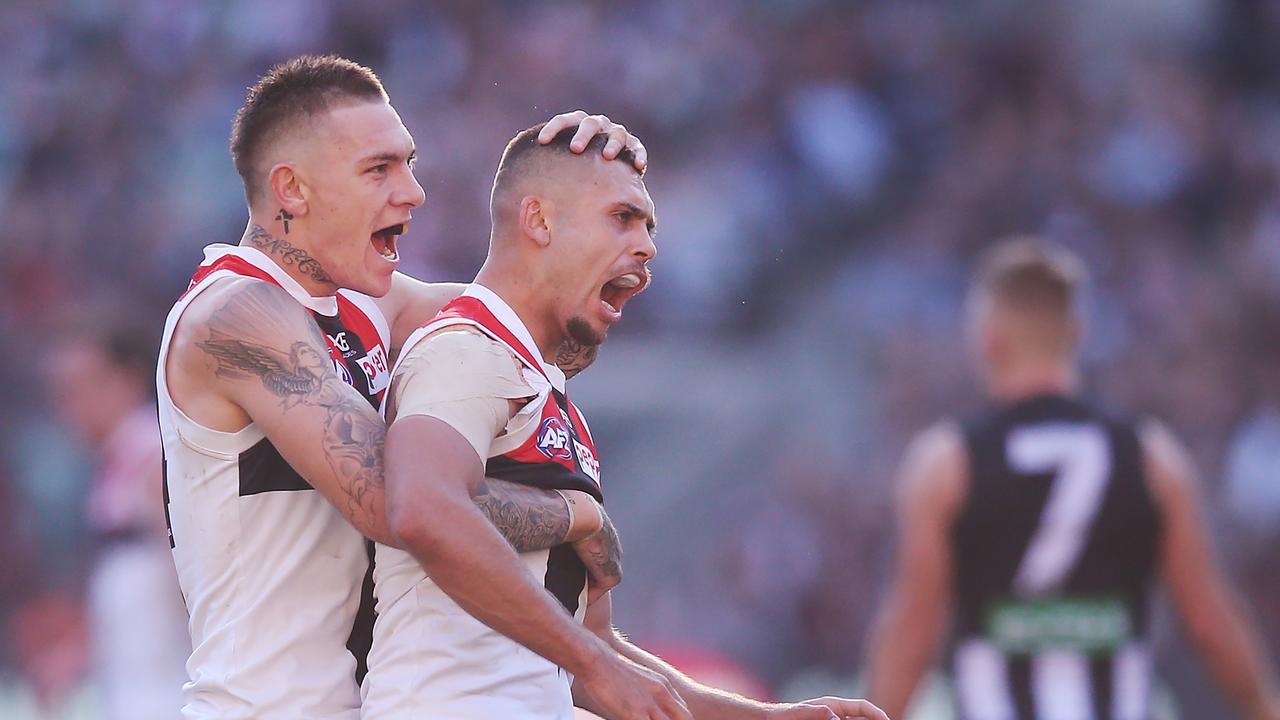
[483,456,603,502]
[162,454,175,548]
[544,544,587,615]
[1008,656,1035,719]
[346,540,376,685]
[1090,654,1113,720]
[238,437,312,496]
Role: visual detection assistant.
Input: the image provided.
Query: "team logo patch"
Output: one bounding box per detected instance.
[536,416,574,460]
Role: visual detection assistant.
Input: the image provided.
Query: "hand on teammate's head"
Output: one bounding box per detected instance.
[539,110,647,170]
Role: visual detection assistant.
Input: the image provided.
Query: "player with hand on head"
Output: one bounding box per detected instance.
[158,53,645,720]
[363,122,889,720]
[865,239,1280,720]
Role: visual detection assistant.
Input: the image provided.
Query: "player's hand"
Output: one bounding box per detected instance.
[577,652,691,720]
[539,110,648,171]
[766,697,891,720]
[572,508,623,604]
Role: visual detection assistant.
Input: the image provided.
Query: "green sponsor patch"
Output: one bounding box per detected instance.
[986,596,1131,654]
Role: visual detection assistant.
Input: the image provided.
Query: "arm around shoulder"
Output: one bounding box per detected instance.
[175,277,396,545]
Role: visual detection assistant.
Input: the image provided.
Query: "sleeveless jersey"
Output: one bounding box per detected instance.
[951,394,1161,720]
[361,283,602,720]
[157,244,391,719]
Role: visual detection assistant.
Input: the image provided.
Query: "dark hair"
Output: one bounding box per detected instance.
[492,121,640,197]
[230,54,388,200]
[974,237,1084,321]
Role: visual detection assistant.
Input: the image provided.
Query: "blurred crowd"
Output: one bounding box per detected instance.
[2,0,1279,717]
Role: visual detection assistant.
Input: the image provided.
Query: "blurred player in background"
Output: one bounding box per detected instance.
[865,239,1280,720]
[50,319,188,719]
[366,122,889,720]
[158,54,652,719]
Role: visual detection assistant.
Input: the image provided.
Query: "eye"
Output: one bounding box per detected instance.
[368,164,388,176]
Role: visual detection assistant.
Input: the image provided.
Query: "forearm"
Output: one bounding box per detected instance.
[606,630,770,720]
[473,478,572,552]
[396,484,607,677]
[865,603,937,719]
[1192,596,1280,719]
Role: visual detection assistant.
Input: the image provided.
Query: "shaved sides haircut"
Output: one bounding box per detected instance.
[973,237,1085,354]
[231,54,388,200]
[490,122,641,218]
[975,238,1084,317]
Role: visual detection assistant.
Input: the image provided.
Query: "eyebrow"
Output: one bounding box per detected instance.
[617,201,657,234]
[360,148,417,166]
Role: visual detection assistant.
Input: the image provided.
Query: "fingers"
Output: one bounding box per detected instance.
[570,114,610,152]
[806,697,890,720]
[537,110,647,170]
[538,110,589,143]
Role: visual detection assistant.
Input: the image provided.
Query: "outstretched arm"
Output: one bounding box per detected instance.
[864,424,967,720]
[574,595,888,720]
[1145,422,1280,720]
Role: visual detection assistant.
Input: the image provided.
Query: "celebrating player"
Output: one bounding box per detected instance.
[363,123,889,720]
[158,54,650,719]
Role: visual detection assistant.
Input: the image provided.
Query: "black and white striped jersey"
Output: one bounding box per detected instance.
[951,394,1161,720]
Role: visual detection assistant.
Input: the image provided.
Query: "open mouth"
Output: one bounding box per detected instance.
[371,223,406,262]
[598,269,649,319]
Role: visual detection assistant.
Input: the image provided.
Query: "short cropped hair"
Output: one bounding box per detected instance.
[974,238,1085,322]
[230,54,388,200]
[491,121,640,201]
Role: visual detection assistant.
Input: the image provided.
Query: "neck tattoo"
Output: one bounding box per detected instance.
[275,209,294,234]
[245,224,334,285]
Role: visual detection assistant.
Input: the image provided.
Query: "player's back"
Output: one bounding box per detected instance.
[952,394,1161,720]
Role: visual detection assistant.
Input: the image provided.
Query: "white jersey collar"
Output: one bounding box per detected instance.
[463,283,566,393]
[201,243,340,316]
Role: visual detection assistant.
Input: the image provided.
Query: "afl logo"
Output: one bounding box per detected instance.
[536,417,573,460]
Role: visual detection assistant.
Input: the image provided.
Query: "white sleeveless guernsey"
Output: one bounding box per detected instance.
[361,284,604,720]
[157,244,391,720]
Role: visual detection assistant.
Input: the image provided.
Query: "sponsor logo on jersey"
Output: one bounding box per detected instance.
[328,331,351,353]
[536,416,573,460]
[574,438,600,483]
[357,344,391,395]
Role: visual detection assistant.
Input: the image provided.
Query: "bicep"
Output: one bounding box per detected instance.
[890,427,966,609]
[1146,425,1230,624]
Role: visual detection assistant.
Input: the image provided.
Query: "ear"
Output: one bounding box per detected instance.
[267,163,308,218]
[520,196,553,248]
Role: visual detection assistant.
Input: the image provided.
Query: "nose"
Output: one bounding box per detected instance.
[395,171,427,209]
[633,231,657,262]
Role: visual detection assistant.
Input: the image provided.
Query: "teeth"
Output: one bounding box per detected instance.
[602,299,618,312]
[608,273,642,289]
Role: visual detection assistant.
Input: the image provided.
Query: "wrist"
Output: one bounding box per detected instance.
[568,634,616,680]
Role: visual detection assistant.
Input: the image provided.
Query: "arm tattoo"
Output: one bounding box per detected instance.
[244,223,333,284]
[196,281,384,522]
[583,510,622,583]
[555,339,600,380]
[473,479,571,553]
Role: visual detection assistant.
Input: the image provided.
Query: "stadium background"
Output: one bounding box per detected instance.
[2,0,1280,717]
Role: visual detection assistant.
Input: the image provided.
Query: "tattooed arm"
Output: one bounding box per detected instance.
[175,276,397,545]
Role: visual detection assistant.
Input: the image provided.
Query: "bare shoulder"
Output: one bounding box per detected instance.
[173,277,322,369]
[897,422,969,517]
[375,272,467,338]
[1138,418,1198,505]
